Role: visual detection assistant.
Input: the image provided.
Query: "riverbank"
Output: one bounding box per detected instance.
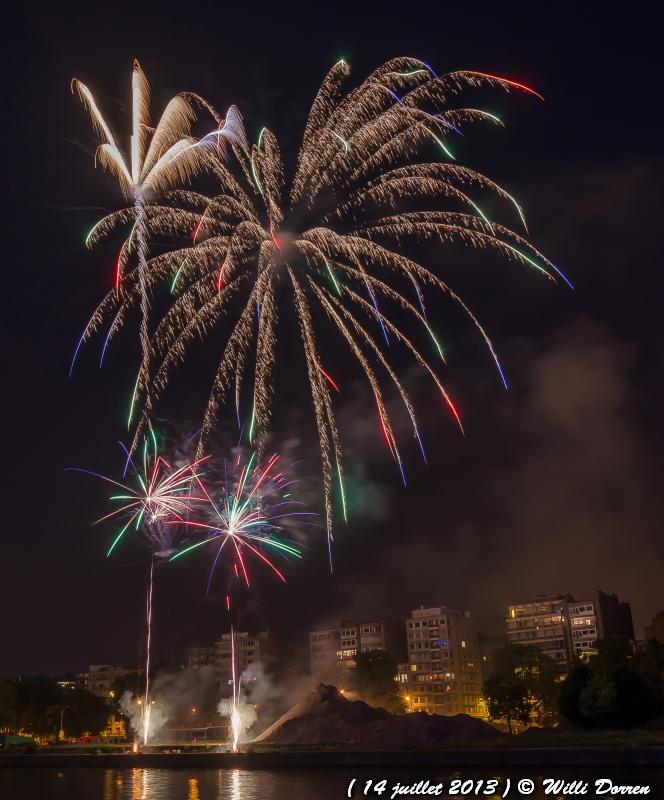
[1,746,663,769]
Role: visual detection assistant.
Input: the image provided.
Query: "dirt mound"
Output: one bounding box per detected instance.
[252,684,501,749]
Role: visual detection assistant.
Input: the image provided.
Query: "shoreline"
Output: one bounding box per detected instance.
[1,747,663,769]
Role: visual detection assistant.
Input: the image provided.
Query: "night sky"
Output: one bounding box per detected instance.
[5,2,662,676]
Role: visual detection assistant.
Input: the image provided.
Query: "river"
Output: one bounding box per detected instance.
[0,766,662,799]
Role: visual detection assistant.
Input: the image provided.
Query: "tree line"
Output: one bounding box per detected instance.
[0,676,110,739]
[483,637,664,732]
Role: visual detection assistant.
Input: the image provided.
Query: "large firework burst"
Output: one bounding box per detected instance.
[71,60,246,423]
[76,57,571,563]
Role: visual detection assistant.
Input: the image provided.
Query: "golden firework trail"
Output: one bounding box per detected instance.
[70,60,247,426]
[75,57,572,567]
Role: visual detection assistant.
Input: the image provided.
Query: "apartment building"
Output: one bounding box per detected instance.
[309,620,406,680]
[405,605,484,717]
[78,664,141,699]
[186,631,282,694]
[506,591,634,672]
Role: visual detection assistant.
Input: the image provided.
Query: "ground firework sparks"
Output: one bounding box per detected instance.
[141,557,155,747]
[230,627,241,752]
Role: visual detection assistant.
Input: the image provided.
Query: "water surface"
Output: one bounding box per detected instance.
[0,766,661,799]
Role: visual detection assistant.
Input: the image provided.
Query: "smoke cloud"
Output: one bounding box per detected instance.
[322,317,663,637]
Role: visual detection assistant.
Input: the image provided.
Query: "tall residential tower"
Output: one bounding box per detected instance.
[405,605,483,716]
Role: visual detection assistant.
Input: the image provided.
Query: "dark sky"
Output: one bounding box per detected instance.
[4,2,662,675]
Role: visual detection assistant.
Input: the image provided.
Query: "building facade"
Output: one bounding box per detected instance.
[567,600,600,661]
[478,633,507,681]
[404,605,484,717]
[596,591,635,641]
[185,645,217,672]
[506,597,570,670]
[506,591,634,673]
[100,714,128,741]
[309,623,343,678]
[216,631,281,694]
[309,620,406,680]
[644,611,664,644]
[186,631,281,695]
[79,665,141,699]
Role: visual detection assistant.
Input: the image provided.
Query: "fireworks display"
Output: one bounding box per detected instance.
[67,428,209,558]
[68,55,566,750]
[68,429,212,746]
[70,60,247,423]
[71,60,192,409]
[169,449,310,589]
[228,627,242,752]
[167,447,311,751]
[70,434,309,747]
[73,57,568,568]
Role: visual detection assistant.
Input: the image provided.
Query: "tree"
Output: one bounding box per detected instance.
[353,649,405,714]
[559,665,593,727]
[589,636,632,674]
[0,679,16,730]
[14,676,62,736]
[632,639,664,717]
[10,677,111,739]
[610,668,656,728]
[63,688,110,738]
[493,645,560,725]
[578,673,618,724]
[560,644,658,729]
[483,677,533,734]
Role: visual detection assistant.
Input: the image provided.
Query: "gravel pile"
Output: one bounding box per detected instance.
[252,684,501,749]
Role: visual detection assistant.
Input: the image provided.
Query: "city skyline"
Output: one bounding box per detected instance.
[28,587,651,681]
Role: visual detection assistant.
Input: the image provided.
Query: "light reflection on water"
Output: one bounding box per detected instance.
[102,768,312,800]
[0,767,662,800]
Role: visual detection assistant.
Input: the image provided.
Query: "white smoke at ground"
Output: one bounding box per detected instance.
[119,690,144,740]
[118,689,168,743]
[216,662,264,748]
[241,660,319,740]
[214,659,318,746]
[120,667,219,744]
[217,695,257,750]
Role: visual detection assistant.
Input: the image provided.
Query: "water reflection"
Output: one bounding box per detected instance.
[131,767,143,800]
[188,777,200,800]
[0,766,661,800]
[85,767,262,800]
[131,768,169,800]
[103,769,125,800]
[229,769,241,800]
[215,768,256,800]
